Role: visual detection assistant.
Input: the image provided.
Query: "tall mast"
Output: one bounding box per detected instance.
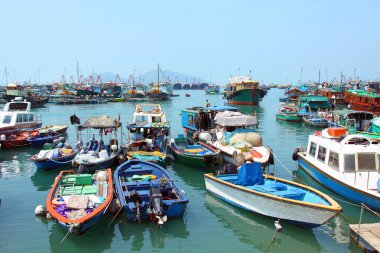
[5,67,8,85]
[76,62,80,84]
[157,63,160,90]
[318,70,321,84]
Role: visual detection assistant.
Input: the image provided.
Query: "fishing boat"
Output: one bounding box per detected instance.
[279,86,306,102]
[173,82,182,90]
[28,131,62,148]
[276,106,302,122]
[0,98,42,136]
[345,90,380,114]
[3,83,49,108]
[73,115,121,174]
[295,127,380,211]
[31,144,80,170]
[224,75,265,106]
[46,169,113,235]
[113,159,188,227]
[303,114,329,128]
[298,95,330,114]
[329,109,374,134]
[207,111,271,166]
[315,87,346,105]
[205,85,220,95]
[167,134,221,167]
[146,65,171,101]
[126,104,170,166]
[181,105,238,137]
[185,94,191,97]
[124,83,147,101]
[0,130,39,149]
[204,162,342,228]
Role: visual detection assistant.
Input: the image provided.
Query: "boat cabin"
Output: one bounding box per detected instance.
[0,98,41,135]
[181,105,238,135]
[133,104,166,124]
[306,128,380,190]
[331,110,374,133]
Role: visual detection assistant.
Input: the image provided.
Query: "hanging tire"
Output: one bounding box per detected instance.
[292,148,301,161]
[268,147,275,165]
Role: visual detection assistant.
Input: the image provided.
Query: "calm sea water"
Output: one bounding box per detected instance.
[0,89,377,253]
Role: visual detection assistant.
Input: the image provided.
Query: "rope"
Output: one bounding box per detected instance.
[45,156,76,164]
[362,203,380,218]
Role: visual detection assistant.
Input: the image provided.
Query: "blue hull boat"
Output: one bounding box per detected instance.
[28,133,61,148]
[114,159,188,226]
[31,148,79,170]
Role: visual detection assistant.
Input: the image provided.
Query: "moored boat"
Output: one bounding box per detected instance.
[31,144,80,170]
[0,130,39,149]
[224,75,265,106]
[46,169,113,235]
[35,125,68,135]
[276,107,302,122]
[295,127,380,211]
[167,134,221,167]
[204,162,342,228]
[113,159,188,227]
[303,114,329,128]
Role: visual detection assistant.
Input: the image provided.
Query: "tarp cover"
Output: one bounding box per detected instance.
[236,162,264,186]
[368,117,380,134]
[80,115,120,129]
[214,111,257,127]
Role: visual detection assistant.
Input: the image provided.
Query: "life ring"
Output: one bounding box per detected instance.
[52,198,65,208]
[292,147,301,161]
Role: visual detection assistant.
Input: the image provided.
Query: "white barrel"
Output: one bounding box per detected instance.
[97,171,107,182]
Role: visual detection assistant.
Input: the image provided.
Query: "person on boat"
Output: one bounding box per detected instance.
[205,100,210,108]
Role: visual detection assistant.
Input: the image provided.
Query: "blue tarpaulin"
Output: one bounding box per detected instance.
[236,162,264,186]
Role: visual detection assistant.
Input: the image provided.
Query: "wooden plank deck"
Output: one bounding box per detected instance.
[349,223,380,253]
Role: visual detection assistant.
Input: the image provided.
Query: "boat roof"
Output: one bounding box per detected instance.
[214,111,258,127]
[334,109,375,118]
[299,95,329,102]
[2,99,31,112]
[78,115,121,129]
[183,105,238,113]
[347,90,380,98]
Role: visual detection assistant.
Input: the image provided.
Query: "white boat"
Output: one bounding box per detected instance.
[204,162,342,228]
[295,127,380,211]
[206,111,271,166]
[0,97,41,136]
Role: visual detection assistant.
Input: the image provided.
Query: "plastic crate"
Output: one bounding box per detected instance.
[82,185,97,195]
[65,174,93,185]
[61,186,83,196]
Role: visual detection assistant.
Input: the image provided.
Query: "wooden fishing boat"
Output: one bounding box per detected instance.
[224,76,265,106]
[0,130,39,149]
[167,135,221,167]
[295,128,380,211]
[303,114,329,128]
[276,107,302,122]
[204,162,342,227]
[46,169,113,235]
[31,146,80,170]
[114,159,188,227]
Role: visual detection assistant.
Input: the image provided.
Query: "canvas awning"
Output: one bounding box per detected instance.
[79,115,121,129]
[214,111,257,127]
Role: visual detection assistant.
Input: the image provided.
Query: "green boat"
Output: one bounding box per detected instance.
[276,107,302,122]
[167,135,221,167]
[224,76,265,106]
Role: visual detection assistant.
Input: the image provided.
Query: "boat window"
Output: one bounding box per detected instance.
[328,151,339,170]
[317,146,327,162]
[23,114,28,122]
[344,154,356,172]
[135,115,149,123]
[28,114,33,121]
[309,142,317,157]
[2,115,11,124]
[152,116,161,123]
[357,153,377,172]
[16,114,23,123]
[188,115,194,126]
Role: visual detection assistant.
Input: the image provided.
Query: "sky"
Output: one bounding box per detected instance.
[0,0,379,84]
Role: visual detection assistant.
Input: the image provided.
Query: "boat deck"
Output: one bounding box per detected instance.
[349,223,380,252]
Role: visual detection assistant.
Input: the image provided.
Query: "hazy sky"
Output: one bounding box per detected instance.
[0,0,379,84]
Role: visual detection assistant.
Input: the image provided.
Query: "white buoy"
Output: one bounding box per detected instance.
[35,205,46,216]
[274,220,282,232]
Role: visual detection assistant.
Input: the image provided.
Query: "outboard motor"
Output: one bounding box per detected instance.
[149,185,167,227]
[129,190,142,223]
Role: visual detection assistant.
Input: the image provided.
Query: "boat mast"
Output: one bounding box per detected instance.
[77,62,80,84]
[157,63,160,90]
[318,70,321,84]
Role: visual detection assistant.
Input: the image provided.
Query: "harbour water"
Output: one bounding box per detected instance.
[0,89,378,253]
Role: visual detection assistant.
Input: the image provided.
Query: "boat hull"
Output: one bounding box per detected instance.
[298,153,380,211]
[227,89,263,106]
[204,174,339,227]
[276,113,301,122]
[32,150,79,170]
[167,143,220,167]
[74,155,116,174]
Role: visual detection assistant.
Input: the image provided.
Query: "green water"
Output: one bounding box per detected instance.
[0,89,377,253]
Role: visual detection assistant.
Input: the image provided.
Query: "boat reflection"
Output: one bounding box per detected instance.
[30,166,62,191]
[0,148,35,178]
[49,214,115,253]
[170,162,211,191]
[204,193,322,253]
[117,215,189,251]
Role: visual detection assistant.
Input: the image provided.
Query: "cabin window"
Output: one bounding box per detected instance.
[309,142,317,157]
[328,151,339,170]
[317,146,327,162]
[344,154,356,172]
[28,114,33,121]
[357,153,377,172]
[16,114,22,123]
[2,115,11,124]
[135,115,148,123]
[23,114,28,122]
[188,115,194,126]
[152,116,161,123]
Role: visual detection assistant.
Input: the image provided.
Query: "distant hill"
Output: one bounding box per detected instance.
[97,70,204,84]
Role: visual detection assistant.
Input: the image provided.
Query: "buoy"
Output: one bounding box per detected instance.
[274,220,282,232]
[35,205,46,216]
